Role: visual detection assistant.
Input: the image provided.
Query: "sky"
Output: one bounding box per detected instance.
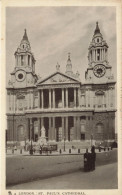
[6,6,116,83]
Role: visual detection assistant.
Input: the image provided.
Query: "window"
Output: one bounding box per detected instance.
[97,38,99,43]
[21,55,24,66]
[80,116,86,120]
[81,133,85,140]
[28,55,30,65]
[96,123,104,140]
[97,49,100,61]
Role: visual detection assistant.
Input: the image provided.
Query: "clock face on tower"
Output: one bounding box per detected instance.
[15,70,26,82]
[93,64,106,78]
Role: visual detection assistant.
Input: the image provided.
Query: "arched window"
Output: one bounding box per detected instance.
[17,125,25,141]
[95,91,105,108]
[95,123,104,140]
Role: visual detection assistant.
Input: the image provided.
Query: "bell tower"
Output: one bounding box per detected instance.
[85,22,114,83]
[88,22,109,67]
[8,29,38,88]
[14,29,35,73]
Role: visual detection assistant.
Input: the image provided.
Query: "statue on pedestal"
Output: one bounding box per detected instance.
[41,126,46,138]
[38,126,47,146]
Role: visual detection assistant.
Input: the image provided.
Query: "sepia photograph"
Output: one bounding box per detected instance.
[1,1,122,194]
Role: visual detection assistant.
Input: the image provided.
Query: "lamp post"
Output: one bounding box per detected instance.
[64,136,66,152]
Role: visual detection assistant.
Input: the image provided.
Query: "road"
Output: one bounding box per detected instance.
[6,149,117,189]
[8,162,117,189]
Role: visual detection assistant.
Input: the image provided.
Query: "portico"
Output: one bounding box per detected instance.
[38,86,80,109]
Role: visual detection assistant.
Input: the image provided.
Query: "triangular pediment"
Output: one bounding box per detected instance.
[37,72,80,86]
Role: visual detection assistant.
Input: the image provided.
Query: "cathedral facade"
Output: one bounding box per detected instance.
[6,23,116,147]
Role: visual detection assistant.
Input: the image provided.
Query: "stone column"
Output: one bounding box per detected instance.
[62,88,64,108]
[30,91,33,109]
[101,49,103,60]
[113,88,115,107]
[13,93,16,112]
[48,117,51,141]
[78,88,80,108]
[53,89,55,108]
[81,95,83,107]
[38,90,40,108]
[108,89,110,108]
[93,49,95,61]
[9,93,10,111]
[18,55,20,66]
[52,117,55,141]
[29,118,33,140]
[11,93,13,111]
[110,88,113,107]
[94,50,95,61]
[29,91,31,109]
[74,117,77,140]
[17,98,19,112]
[90,90,93,108]
[65,117,68,141]
[49,89,51,109]
[106,90,108,109]
[38,118,40,137]
[41,89,44,109]
[62,117,64,140]
[74,88,76,108]
[104,48,105,60]
[103,48,104,60]
[100,49,102,61]
[27,92,29,109]
[66,88,68,108]
[77,117,80,140]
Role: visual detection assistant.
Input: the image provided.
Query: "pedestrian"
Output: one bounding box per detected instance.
[40,145,42,154]
[91,145,96,171]
[84,149,90,172]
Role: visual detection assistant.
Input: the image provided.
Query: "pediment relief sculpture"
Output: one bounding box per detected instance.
[43,74,77,85]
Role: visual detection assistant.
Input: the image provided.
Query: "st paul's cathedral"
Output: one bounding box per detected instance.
[6,22,116,148]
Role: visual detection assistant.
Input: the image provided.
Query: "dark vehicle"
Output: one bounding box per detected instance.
[32,144,57,154]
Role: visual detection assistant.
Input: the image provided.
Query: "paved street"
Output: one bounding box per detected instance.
[6,149,117,189]
[8,162,117,189]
